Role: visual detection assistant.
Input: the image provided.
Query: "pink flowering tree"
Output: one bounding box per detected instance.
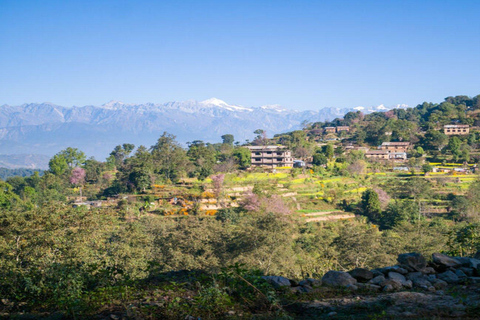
[70,167,86,200]
[211,174,225,199]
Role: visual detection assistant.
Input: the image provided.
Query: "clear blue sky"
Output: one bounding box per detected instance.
[1,0,479,110]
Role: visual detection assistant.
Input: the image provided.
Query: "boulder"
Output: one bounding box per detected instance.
[377,265,408,275]
[388,272,406,283]
[397,253,427,272]
[380,279,403,290]
[432,279,448,290]
[458,267,474,276]
[432,253,461,269]
[437,271,460,284]
[406,272,423,281]
[262,276,292,288]
[322,271,357,287]
[412,277,432,289]
[455,269,467,280]
[368,275,386,285]
[348,268,374,282]
[299,278,322,287]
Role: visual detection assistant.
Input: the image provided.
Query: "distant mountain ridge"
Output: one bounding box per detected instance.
[0,98,407,163]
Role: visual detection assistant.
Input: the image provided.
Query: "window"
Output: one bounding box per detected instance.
[254,158,261,162]
[255,152,261,155]
[277,158,283,161]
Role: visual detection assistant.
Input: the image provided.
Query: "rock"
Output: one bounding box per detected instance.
[406,272,423,281]
[397,253,427,271]
[368,275,385,285]
[437,271,460,284]
[381,279,403,290]
[423,267,436,274]
[364,284,381,291]
[322,271,357,287]
[291,286,313,294]
[371,269,383,278]
[383,284,395,292]
[299,278,322,287]
[458,267,474,276]
[457,257,480,270]
[262,276,292,288]
[432,279,448,290]
[378,265,408,275]
[432,253,461,269]
[388,272,406,283]
[345,284,358,291]
[348,268,374,282]
[455,269,467,279]
[327,312,337,317]
[469,277,480,284]
[426,274,437,282]
[403,280,413,289]
[412,277,432,289]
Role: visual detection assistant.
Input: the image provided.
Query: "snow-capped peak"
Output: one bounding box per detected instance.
[101,100,126,109]
[200,98,253,112]
[260,104,290,113]
[200,98,229,106]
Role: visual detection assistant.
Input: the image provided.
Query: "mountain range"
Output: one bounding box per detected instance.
[0,98,407,168]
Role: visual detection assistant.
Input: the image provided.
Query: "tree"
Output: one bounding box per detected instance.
[448,136,462,161]
[424,130,448,152]
[421,163,433,175]
[70,167,86,199]
[110,143,135,167]
[361,189,382,221]
[221,134,234,146]
[58,147,86,168]
[325,144,334,160]
[48,154,68,176]
[312,153,328,166]
[232,147,251,169]
[151,132,190,183]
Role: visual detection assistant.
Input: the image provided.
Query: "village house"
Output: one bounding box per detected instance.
[379,142,411,153]
[336,126,350,132]
[444,124,470,135]
[365,150,389,160]
[324,127,336,133]
[365,150,407,161]
[247,146,294,168]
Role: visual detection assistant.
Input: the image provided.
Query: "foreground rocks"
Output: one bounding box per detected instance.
[265,252,480,317]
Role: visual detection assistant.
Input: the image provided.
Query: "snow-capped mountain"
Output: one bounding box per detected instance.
[0,99,407,162]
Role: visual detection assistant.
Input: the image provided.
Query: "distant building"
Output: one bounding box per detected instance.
[324,127,336,133]
[366,150,407,161]
[365,150,389,160]
[336,126,350,132]
[247,146,294,168]
[444,124,469,135]
[379,142,411,153]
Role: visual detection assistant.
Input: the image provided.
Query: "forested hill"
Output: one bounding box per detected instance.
[306,94,480,143]
[271,94,480,160]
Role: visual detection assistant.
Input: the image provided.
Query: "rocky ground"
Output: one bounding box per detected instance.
[266,252,480,319]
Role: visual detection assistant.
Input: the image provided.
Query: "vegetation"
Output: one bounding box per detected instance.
[1,94,480,318]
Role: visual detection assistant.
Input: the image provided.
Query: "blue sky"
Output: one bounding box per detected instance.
[1,0,479,110]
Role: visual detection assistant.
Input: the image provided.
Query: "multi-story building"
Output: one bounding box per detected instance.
[336,126,350,132]
[247,146,294,168]
[379,142,411,153]
[324,127,336,133]
[444,124,469,135]
[365,150,407,161]
[365,150,389,160]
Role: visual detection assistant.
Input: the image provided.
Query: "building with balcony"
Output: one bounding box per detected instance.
[247,146,294,168]
[444,124,469,135]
